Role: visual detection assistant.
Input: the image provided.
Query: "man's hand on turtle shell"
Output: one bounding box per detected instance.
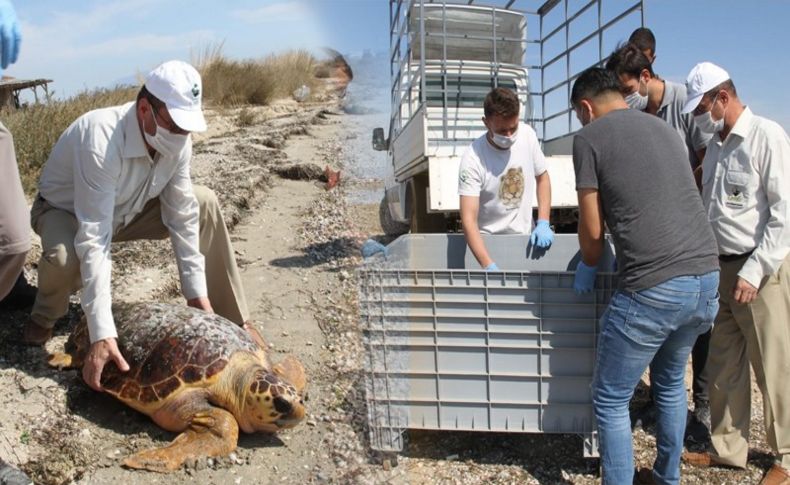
[187,296,214,314]
[83,338,130,392]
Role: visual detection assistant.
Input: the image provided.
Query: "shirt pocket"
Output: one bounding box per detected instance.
[723,170,751,209]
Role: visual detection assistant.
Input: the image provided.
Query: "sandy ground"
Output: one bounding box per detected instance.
[0,79,779,485]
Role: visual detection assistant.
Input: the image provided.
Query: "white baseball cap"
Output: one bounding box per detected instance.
[681,62,730,114]
[144,60,207,132]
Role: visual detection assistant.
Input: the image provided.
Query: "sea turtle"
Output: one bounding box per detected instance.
[48,302,307,473]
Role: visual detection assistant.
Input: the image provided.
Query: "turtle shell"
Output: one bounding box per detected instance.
[69,302,262,405]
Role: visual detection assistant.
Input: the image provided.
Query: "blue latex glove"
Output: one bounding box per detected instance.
[361,239,387,259]
[485,262,500,271]
[0,0,21,72]
[530,219,554,248]
[573,260,597,294]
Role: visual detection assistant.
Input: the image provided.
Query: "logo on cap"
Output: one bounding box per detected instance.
[191,83,200,99]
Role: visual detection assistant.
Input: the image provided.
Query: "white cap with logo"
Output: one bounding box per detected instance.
[681,61,730,114]
[144,60,207,132]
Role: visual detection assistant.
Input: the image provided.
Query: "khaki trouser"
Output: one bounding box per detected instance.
[0,253,26,300]
[708,252,790,468]
[30,185,249,328]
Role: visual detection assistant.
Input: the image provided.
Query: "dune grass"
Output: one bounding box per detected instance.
[198,47,318,107]
[4,48,321,196]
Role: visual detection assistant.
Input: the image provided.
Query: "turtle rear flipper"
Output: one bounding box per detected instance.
[123,407,239,473]
[272,355,306,395]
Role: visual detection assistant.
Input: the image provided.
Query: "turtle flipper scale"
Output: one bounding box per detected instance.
[122,407,239,473]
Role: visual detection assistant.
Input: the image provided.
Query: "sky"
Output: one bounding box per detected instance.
[6,0,790,131]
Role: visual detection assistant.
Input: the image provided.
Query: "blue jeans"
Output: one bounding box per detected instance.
[593,271,720,485]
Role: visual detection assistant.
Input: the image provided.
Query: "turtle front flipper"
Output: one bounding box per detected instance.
[123,407,239,473]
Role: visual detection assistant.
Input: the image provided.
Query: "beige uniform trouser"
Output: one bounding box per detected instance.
[0,253,26,300]
[708,253,790,468]
[30,185,249,329]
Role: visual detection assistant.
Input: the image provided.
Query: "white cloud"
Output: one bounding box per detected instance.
[229,2,310,24]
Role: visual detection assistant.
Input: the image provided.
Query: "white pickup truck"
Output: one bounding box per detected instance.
[373,0,643,235]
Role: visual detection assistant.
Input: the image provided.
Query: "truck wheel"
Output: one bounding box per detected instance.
[379,196,409,237]
[409,173,446,233]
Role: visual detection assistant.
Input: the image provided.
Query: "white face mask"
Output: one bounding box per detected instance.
[491,131,518,149]
[145,119,189,159]
[694,94,725,134]
[624,78,649,111]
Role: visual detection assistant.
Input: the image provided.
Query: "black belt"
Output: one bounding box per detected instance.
[719,250,754,262]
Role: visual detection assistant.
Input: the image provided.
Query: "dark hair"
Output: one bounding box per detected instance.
[628,27,656,56]
[570,67,621,109]
[483,87,520,118]
[703,79,738,101]
[136,85,165,110]
[605,42,654,79]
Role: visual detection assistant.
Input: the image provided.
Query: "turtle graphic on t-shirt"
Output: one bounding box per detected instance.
[498,167,524,209]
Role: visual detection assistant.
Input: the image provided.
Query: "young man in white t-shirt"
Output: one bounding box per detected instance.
[458,87,553,270]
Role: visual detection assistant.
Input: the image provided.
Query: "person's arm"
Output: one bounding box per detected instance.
[535,171,551,221]
[528,129,554,248]
[577,189,605,265]
[571,134,604,294]
[735,126,790,304]
[460,195,495,269]
[159,147,211,311]
[458,147,496,269]
[71,148,129,391]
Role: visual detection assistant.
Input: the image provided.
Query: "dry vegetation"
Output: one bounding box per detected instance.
[4,87,138,194]
[4,46,322,196]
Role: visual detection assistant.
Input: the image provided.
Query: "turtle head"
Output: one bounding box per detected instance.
[241,369,306,433]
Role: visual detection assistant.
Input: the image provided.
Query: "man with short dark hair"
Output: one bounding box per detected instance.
[28,60,263,391]
[628,27,656,63]
[680,62,790,485]
[606,43,710,172]
[458,87,553,270]
[606,41,713,443]
[570,67,720,485]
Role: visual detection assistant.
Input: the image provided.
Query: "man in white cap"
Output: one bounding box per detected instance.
[680,62,790,485]
[26,60,259,391]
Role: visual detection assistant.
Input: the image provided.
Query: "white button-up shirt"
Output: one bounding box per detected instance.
[701,107,790,287]
[38,102,206,342]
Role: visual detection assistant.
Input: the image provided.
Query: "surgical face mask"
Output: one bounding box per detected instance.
[694,94,725,134]
[624,79,649,111]
[145,109,189,158]
[491,131,518,149]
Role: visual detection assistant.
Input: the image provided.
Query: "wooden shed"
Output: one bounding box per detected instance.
[0,78,53,109]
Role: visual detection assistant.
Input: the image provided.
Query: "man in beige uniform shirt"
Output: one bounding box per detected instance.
[26,60,261,391]
[681,62,790,485]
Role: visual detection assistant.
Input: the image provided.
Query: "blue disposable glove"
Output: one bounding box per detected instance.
[485,262,500,271]
[530,219,554,248]
[573,260,597,294]
[0,0,21,72]
[360,239,388,259]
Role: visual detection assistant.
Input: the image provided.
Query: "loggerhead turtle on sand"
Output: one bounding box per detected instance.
[49,302,307,472]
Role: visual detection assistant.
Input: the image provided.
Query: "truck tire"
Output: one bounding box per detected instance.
[409,172,446,233]
[379,196,409,237]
